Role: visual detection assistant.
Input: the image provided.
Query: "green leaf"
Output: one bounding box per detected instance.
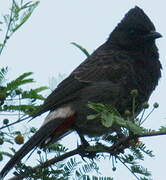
[12,1,39,33]
[31,86,48,93]
[21,2,38,10]
[46,144,68,153]
[3,14,10,26]
[113,116,127,127]
[87,114,99,120]
[3,104,40,116]
[87,103,107,113]
[131,165,151,176]
[0,151,14,159]
[7,72,34,90]
[101,113,114,127]
[0,67,8,84]
[137,142,154,157]
[12,0,20,15]
[71,42,90,57]
[88,103,121,116]
[126,121,143,134]
[22,88,46,100]
[101,113,128,128]
[159,125,166,132]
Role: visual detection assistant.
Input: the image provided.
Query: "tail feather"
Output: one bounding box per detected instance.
[0,118,71,179]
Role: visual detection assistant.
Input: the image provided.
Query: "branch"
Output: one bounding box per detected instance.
[0,0,14,55]
[8,130,166,180]
[139,130,166,138]
[0,116,31,130]
[8,149,79,180]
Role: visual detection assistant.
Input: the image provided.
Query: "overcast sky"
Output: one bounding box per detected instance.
[0,0,166,180]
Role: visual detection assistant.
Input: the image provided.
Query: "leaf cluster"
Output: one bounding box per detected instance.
[0,0,39,54]
[86,102,155,180]
[87,103,143,135]
[0,69,47,116]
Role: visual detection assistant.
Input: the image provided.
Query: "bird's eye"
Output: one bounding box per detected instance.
[128,28,149,36]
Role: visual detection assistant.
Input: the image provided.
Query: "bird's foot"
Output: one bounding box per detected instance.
[78,134,96,159]
[78,143,97,160]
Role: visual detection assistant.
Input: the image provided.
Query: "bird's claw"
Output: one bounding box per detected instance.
[78,143,96,160]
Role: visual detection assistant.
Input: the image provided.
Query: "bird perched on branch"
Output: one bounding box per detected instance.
[0,6,162,179]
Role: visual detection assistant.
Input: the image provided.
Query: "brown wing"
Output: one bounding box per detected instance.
[33,44,134,117]
[73,47,134,83]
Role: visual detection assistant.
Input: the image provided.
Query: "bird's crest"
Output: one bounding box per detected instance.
[116,6,155,32]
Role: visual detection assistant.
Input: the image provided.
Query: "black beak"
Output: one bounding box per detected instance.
[146,31,162,40]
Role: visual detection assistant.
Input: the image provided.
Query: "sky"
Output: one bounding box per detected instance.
[0,0,166,180]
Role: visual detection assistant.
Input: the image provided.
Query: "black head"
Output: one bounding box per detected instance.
[108,6,162,50]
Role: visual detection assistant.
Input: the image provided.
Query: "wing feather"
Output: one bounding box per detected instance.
[33,45,134,117]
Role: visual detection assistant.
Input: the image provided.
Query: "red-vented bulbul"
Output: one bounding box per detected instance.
[0,6,162,179]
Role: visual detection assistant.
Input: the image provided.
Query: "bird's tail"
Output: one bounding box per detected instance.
[0,115,75,180]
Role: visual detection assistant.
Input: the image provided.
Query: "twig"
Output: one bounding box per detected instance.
[0,0,15,55]
[117,156,140,180]
[140,108,155,125]
[0,116,31,130]
[0,113,24,116]
[139,130,166,138]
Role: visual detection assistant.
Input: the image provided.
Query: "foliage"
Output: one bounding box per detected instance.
[0,70,47,117]
[87,103,143,134]
[86,102,157,180]
[71,42,90,57]
[0,68,48,166]
[0,0,39,55]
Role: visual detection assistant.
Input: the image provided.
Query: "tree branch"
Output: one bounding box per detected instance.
[0,116,31,130]
[139,130,166,138]
[8,130,166,180]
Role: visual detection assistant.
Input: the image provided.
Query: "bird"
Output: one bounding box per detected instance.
[0,6,162,179]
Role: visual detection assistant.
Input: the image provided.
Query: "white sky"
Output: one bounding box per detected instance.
[0,0,166,180]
